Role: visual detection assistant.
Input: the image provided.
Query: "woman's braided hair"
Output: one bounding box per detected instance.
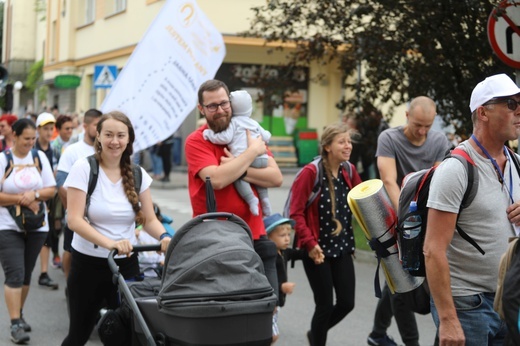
[94,111,145,225]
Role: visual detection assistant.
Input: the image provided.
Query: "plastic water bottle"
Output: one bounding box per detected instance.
[402,201,422,271]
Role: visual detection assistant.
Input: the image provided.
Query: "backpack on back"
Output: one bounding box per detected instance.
[397,148,484,278]
[283,157,353,267]
[1,149,46,232]
[395,148,486,314]
[283,156,353,219]
[397,146,520,315]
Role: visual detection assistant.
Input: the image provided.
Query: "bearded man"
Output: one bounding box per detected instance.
[185,79,283,299]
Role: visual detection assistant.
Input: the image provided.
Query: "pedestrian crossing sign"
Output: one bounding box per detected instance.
[94,65,118,89]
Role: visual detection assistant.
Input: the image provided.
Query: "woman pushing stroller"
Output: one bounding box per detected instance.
[61,111,171,346]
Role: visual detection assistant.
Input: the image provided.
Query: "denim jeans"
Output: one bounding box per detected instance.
[149,147,163,176]
[431,293,507,346]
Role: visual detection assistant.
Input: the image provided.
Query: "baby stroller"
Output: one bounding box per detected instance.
[106,213,276,345]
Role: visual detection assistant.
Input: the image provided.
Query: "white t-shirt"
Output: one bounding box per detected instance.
[0,150,56,232]
[64,157,152,258]
[57,140,95,174]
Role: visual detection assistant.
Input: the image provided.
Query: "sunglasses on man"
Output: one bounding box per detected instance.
[483,98,520,111]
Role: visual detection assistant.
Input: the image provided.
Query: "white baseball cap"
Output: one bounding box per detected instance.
[36,112,56,127]
[469,74,520,113]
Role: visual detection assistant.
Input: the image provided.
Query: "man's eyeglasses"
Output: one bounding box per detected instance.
[203,100,231,112]
[483,98,520,111]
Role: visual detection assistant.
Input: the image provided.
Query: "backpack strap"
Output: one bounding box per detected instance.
[309,158,354,203]
[341,161,354,189]
[2,150,14,184]
[86,155,143,210]
[506,147,520,177]
[31,149,42,174]
[2,149,42,184]
[132,164,142,196]
[287,157,322,267]
[451,148,476,209]
[86,155,99,212]
[309,157,323,207]
[368,230,398,298]
[449,148,485,255]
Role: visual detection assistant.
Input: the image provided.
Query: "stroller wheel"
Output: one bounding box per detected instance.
[155,333,167,346]
[97,309,130,346]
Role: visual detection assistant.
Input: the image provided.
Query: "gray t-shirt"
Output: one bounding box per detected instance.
[427,141,518,295]
[376,126,451,185]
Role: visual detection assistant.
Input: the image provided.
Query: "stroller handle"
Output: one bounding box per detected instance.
[107,244,161,346]
[108,244,162,275]
[197,212,236,220]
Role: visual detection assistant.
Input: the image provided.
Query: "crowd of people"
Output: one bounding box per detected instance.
[0,73,519,346]
[0,107,174,345]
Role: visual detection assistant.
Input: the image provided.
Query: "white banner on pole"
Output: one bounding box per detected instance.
[101,0,226,152]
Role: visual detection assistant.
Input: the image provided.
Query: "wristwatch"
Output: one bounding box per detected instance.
[34,190,40,200]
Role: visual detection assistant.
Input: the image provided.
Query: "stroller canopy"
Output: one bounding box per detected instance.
[158,213,275,317]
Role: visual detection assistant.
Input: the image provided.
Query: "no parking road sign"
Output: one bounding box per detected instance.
[488,1,520,69]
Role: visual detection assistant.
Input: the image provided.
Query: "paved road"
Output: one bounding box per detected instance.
[0,169,437,345]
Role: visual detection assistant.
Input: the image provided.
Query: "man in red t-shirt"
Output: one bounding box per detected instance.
[185,79,283,298]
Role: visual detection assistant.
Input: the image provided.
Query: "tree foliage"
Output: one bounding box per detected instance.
[25,59,43,93]
[244,0,513,135]
[34,0,46,21]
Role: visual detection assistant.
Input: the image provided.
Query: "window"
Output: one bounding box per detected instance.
[115,0,126,12]
[106,0,126,15]
[50,21,57,62]
[86,0,95,23]
[78,0,95,26]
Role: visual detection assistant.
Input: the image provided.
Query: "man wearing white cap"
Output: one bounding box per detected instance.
[35,112,59,290]
[424,73,520,345]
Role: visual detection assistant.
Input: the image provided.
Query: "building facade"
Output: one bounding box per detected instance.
[3,0,408,164]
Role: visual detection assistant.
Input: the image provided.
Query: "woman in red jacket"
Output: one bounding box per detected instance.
[289,122,362,346]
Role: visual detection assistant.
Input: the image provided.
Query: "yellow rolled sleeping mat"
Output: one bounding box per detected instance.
[347,179,424,295]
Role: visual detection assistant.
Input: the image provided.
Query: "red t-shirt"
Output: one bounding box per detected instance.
[185,125,267,239]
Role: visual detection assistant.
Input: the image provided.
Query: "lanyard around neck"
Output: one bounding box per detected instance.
[471,134,513,203]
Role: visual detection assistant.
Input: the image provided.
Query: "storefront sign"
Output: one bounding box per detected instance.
[54,75,81,89]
